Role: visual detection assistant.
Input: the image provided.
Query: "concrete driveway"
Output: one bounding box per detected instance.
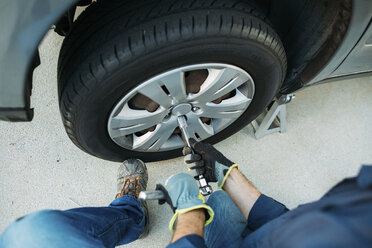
[1,30,372,247]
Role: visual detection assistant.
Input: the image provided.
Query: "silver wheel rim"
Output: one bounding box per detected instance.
[107,63,255,152]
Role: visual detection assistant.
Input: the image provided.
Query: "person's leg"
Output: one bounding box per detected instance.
[0,195,145,248]
[204,190,247,248]
[0,159,149,248]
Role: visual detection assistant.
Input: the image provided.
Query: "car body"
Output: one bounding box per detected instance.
[0,0,371,161]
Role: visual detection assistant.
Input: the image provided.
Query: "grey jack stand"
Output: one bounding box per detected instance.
[251,94,295,139]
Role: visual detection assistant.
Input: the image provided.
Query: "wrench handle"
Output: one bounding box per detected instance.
[177,115,212,196]
[138,190,166,201]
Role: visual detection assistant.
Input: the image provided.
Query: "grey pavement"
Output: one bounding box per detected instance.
[1,30,372,247]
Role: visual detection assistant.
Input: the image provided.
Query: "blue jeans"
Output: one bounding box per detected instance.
[205,190,246,248]
[0,195,145,248]
[0,191,243,248]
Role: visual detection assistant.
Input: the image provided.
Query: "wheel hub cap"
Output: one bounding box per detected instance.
[172,103,192,116]
[107,63,255,152]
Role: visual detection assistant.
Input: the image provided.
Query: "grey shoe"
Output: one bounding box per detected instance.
[116,158,149,238]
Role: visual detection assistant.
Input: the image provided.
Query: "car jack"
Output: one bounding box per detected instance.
[251,94,295,139]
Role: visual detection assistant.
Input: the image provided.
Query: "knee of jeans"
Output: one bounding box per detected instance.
[0,210,64,246]
[207,190,229,205]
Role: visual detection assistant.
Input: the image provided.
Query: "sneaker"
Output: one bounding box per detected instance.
[116,158,149,238]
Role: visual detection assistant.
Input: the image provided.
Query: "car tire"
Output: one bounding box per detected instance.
[58,0,287,162]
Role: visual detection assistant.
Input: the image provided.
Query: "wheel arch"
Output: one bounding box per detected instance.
[0,0,76,122]
[265,0,352,94]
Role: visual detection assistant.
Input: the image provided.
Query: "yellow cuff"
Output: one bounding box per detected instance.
[218,164,239,190]
[168,205,215,232]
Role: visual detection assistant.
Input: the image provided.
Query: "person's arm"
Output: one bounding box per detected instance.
[222,168,261,219]
[171,209,205,243]
[223,168,288,232]
[184,139,288,231]
[184,139,261,219]
[156,173,213,247]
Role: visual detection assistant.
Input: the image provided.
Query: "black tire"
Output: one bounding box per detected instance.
[58,0,287,162]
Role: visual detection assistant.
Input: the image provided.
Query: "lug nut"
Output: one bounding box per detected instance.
[192,107,200,112]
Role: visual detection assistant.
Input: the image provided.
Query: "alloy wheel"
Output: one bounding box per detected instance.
[107,63,255,152]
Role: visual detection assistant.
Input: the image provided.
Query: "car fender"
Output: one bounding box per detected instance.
[0,0,76,121]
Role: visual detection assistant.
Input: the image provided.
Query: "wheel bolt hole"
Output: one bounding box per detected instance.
[161,85,170,95]
[195,133,200,139]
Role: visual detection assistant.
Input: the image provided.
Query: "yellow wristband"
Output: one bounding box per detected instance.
[218,164,239,189]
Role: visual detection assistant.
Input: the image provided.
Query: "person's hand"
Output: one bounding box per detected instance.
[183,138,239,189]
[155,173,214,231]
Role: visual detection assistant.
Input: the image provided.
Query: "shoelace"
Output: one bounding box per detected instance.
[115,176,141,199]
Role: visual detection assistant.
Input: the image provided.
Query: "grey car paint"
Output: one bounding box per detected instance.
[0,0,75,121]
[0,0,371,122]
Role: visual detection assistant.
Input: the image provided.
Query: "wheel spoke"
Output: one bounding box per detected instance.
[138,83,173,108]
[110,105,168,137]
[185,113,214,139]
[198,90,251,119]
[132,119,178,151]
[160,71,187,103]
[190,68,250,103]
